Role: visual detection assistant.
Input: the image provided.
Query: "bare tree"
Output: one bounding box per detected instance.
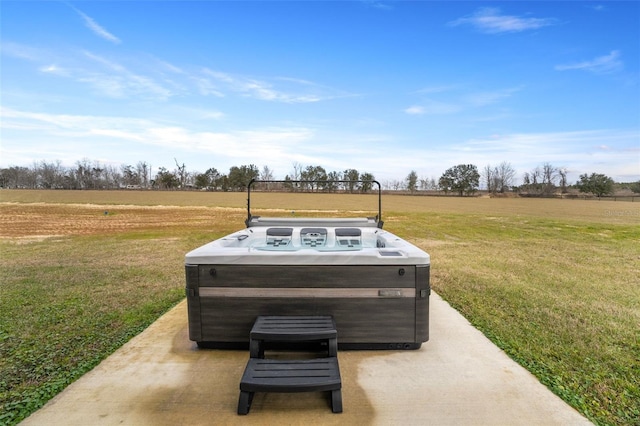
[174,158,188,189]
[75,158,93,189]
[495,162,516,193]
[483,164,495,193]
[531,166,542,186]
[523,166,543,194]
[519,163,559,196]
[419,177,438,190]
[389,179,402,191]
[38,160,65,189]
[291,162,303,180]
[542,163,556,185]
[289,162,303,191]
[557,167,568,193]
[137,161,150,188]
[541,162,557,195]
[261,165,274,181]
[406,170,418,193]
[104,164,121,189]
[419,177,428,191]
[485,162,515,194]
[0,166,34,188]
[121,164,138,187]
[259,165,274,190]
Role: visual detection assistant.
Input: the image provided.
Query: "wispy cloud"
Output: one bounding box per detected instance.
[190,75,225,97]
[0,107,150,133]
[0,107,314,171]
[404,100,461,115]
[555,50,623,74]
[405,86,519,115]
[2,107,638,182]
[361,1,393,11]
[39,64,70,77]
[202,69,346,103]
[0,41,61,64]
[586,4,606,12]
[464,87,521,107]
[73,7,121,44]
[458,129,639,161]
[415,85,461,95]
[79,51,173,99]
[449,7,556,34]
[4,40,344,103]
[404,105,425,115]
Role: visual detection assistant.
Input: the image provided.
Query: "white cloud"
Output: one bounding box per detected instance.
[449,7,556,34]
[0,41,48,61]
[419,99,462,115]
[0,107,316,173]
[464,87,521,107]
[405,86,519,115]
[2,106,638,184]
[555,50,623,74]
[404,105,425,115]
[415,85,461,95]
[201,69,343,103]
[361,1,393,11]
[4,38,343,104]
[0,107,151,134]
[190,75,225,97]
[83,51,126,72]
[587,4,606,12]
[74,9,121,44]
[89,128,145,141]
[39,64,69,76]
[452,129,640,182]
[79,51,173,100]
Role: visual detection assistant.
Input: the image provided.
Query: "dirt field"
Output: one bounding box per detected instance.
[1,189,638,241]
[0,203,244,240]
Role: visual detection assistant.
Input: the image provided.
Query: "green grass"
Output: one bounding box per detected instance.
[0,236,182,424]
[1,192,639,425]
[387,210,640,425]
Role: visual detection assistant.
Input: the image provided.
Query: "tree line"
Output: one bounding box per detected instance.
[1,158,637,197]
[0,159,378,193]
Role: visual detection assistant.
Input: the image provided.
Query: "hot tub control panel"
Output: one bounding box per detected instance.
[264,227,367,250]
[266,228,293,247]
[300,228,327,247]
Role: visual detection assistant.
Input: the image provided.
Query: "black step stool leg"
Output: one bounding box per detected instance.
[237,391,253,415]
[328,338,338,357]
[249,339,263,358]
[331,389,343,413]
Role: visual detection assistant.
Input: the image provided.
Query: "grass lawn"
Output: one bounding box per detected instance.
[1,190,639,425]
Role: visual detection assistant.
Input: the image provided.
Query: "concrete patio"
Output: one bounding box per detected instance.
[21,293,592,425]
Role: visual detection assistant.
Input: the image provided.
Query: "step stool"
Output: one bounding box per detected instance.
[249,315,338,358]
[238,315,342,415]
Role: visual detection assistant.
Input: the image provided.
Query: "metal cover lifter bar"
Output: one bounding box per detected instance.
[246,179,383,228]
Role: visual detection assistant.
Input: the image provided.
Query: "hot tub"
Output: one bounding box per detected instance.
[185,181,430,349]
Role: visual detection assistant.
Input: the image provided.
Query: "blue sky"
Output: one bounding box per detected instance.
[1,1,639,185]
